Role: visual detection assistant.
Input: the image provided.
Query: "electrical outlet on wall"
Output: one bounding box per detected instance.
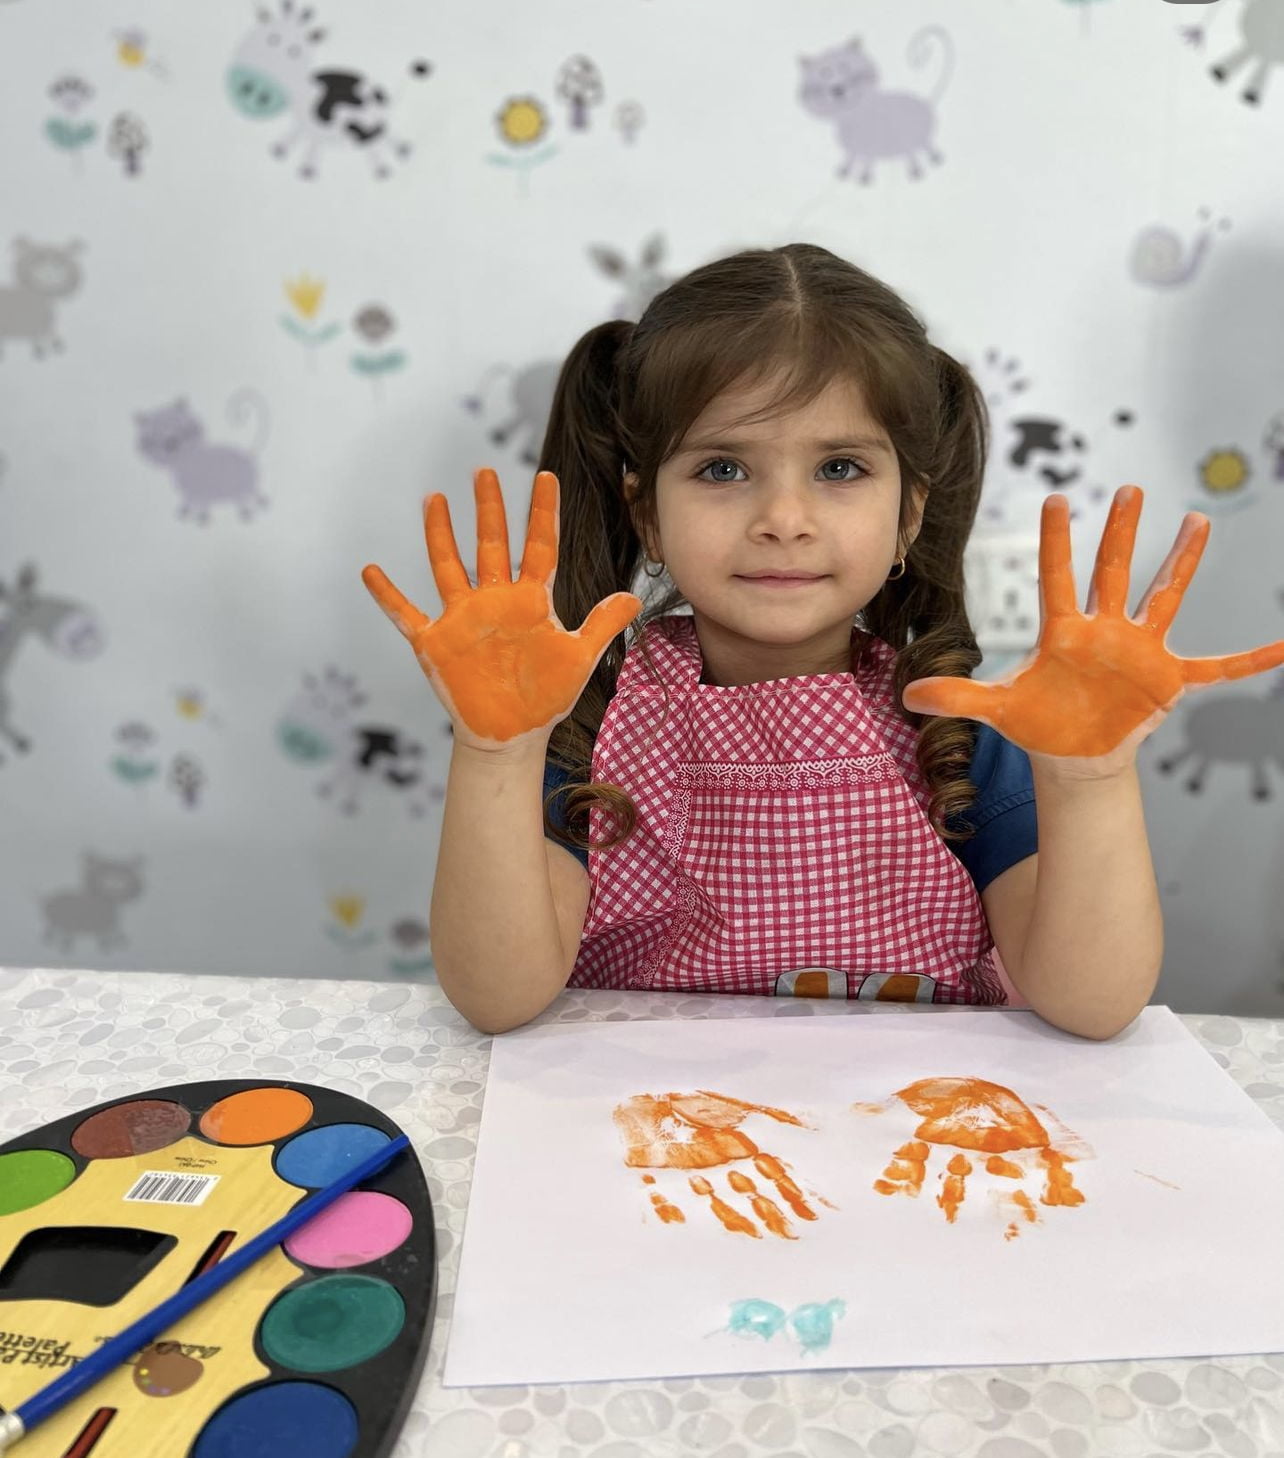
[964,536,1042,653]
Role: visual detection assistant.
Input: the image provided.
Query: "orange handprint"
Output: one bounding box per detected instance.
[861,1076,1089,1240]
[361,468,642,753]
[901,486,1284,763]
[612,1090,827,1239]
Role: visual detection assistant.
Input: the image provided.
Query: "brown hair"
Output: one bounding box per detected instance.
[538,242,987,858]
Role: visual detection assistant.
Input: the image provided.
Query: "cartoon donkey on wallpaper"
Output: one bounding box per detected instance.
[226,1,431,179]
[0,563,105,762]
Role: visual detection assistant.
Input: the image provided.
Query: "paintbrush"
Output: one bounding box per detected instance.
[0,1132,412,1453]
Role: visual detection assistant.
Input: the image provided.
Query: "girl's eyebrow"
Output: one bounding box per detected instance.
[677,435,895,457]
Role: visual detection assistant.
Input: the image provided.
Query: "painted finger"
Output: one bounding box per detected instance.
[726,1169,795,1238]
[688,1174,760,1237]
[474,467,514,588]
[937,1152,972,1223]
[1038,494,1078,622]
[901,675,1004,728]
[517,470,560,586]
[577,591,644,662]
[360,565,430,640]
[1135,513,1210,635]
[1179,636,1284,686]
[1085,485,1142,618]
[752,1152,819,1222]
[423,493,472,606]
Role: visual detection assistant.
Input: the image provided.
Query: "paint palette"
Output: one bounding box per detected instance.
[0,1080,435,1458]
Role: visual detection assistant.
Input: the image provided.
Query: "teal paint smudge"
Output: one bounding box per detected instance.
[727,1299,788,1341]
[788,1299,846,1353]
[727,1298,846,1354]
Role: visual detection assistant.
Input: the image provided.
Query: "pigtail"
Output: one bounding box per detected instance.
[537,320,651,856]
[865,345,989,842]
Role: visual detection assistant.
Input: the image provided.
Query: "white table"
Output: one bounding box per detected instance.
[1,965,1282,1458]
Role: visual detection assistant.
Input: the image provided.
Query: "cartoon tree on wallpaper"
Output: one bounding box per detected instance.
[612,1090,827,1239]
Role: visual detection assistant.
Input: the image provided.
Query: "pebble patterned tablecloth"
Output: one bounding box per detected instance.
[1,965,1282,1458]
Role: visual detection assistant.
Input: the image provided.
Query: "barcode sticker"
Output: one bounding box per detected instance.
[123,1171,220,1207]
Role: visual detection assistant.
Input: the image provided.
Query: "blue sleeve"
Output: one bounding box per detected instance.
[543,757,589,868]
[944,724,1039,894]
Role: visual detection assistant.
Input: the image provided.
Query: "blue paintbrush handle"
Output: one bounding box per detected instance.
[0,1131,412,1452]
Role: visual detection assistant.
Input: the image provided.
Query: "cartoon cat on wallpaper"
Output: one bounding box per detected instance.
[133,391,270,524]
[0,238,84,361]
[798,30,950,184]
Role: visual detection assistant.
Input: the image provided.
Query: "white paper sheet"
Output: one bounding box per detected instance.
[445,1007,1284,1386]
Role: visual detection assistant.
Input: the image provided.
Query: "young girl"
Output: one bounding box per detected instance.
[363,243,1284,1038]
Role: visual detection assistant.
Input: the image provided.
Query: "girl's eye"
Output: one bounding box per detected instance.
[696,458,746,484]
[694,457,870,485]
[819,457,868,482]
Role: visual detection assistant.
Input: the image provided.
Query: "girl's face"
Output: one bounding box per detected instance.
[632,372,924,686]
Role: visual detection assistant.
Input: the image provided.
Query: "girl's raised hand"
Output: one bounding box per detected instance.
[901,486,1284,772]
[362,468,643,754]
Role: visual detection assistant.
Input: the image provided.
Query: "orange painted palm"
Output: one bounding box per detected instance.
[361,468,642,753]
[901,486,1284,761]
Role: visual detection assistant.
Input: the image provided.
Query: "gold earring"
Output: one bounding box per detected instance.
[886,556,906,581]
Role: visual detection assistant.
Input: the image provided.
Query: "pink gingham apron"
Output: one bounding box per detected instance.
[569,612,1011,1003]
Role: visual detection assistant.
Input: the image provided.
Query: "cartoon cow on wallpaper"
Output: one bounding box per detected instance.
[276,666,436,817]
[0,563,104,762]
[226,1,431,179]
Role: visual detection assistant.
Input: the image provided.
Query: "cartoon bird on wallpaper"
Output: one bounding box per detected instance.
[225,1,432,179]
[855,1077,1091,1242]
[111,26,170,80]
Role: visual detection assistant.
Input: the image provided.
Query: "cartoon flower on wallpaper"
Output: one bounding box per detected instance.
[490,95,558,185]
[388,917,433,977]
[110,719,210,809]
[350,304,406,399]
[44,75,97,169]
[280,274,343,362]
[111,721,161,787]
[1197,447,1253,508]
[106,112,149,177]
[555,56,604,130]
[613,100,646,145]
[326,893,377,950]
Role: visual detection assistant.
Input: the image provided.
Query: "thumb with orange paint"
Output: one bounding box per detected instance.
[362,467,643,755]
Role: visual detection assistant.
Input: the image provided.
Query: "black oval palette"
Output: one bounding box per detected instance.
[0,1079,435,1458]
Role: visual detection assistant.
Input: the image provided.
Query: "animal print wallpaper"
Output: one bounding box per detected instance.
[1,0,1283,1013]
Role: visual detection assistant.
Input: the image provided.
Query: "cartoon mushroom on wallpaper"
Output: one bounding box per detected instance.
[556,55,604,129]
[105,111,149,176]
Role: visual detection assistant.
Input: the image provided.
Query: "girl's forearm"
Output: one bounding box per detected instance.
[1013,759,1164,1040]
